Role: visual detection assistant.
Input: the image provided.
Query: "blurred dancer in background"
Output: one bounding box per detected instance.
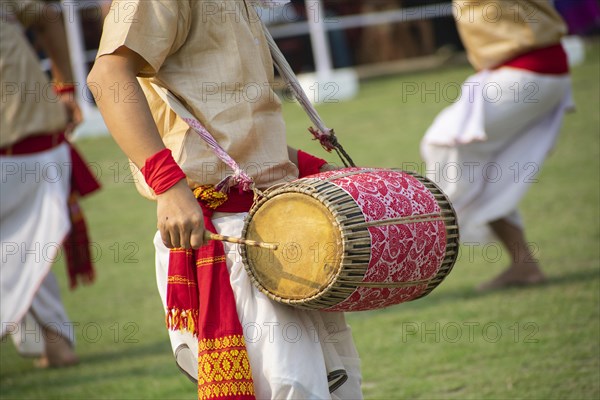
[421,0,573,291]
[1,0,99,367]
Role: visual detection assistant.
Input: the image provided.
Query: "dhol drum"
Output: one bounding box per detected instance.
[240,168,459,311]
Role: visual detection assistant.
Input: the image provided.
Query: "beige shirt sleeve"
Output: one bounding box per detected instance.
[97,0,190,75]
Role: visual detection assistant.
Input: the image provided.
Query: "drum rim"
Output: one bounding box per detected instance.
[241,179,369,308]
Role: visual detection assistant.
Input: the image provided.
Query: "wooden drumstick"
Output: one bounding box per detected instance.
[203,231,278,250]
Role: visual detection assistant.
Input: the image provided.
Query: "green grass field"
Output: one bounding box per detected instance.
[1,40,598,399]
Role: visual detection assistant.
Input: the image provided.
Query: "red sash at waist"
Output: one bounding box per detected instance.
[212,188,255,213]
[0,131,65,156]
[498,44,569,75]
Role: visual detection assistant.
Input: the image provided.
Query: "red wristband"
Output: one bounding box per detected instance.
[141,149,186,195]
[297,149,327,178]
[53,83,76,94]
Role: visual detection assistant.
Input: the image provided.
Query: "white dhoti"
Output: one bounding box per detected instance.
[154,213,363,400]
[8,272,74,356]
[420,67,574,241]
[0,143,74,350]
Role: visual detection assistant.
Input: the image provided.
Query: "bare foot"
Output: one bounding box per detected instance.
[41,327,79,368]
[33,356,49,369]
[477,264,547,292]
[483,219,546,292]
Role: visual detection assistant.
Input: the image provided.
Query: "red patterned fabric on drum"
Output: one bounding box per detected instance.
[315,169,447,311]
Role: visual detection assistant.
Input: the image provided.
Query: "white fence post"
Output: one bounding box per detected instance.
[61,0,94,119]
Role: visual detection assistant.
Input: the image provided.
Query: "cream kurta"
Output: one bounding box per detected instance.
[454,0,567,70]
[0,0,67,147]
[97,0,298,198]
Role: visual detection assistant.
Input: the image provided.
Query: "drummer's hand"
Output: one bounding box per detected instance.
[320,163,340,172]
[156,180,206,249]
[59,92,83,135]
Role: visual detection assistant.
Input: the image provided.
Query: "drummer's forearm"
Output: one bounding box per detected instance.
[88,48,165,167]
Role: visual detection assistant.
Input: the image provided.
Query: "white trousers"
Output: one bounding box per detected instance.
[154,213,363,400]
[421,68,573,240]
[0,143,74,351]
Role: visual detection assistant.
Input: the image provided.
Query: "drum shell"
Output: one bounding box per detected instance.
[241,168,459,311]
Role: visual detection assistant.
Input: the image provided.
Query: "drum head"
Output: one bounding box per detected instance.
[244,192,343,301]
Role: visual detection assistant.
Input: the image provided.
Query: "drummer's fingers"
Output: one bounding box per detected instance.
[159,226,174,249]
[158,218,182,249]
[319,163,339,172]
[170,229,181,249]
[168,225,182,249]
[190,224,205,249]
[179,228,192,250]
